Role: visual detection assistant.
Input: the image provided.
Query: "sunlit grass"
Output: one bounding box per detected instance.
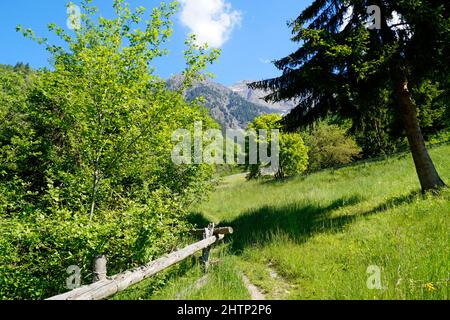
[112,246,250,300]
[194,145,450,300]
[116,145,449,300]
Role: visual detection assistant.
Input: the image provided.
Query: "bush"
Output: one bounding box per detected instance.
[246,114,283,180]
[427,130,450,145]
[303,122,362,171]
[0,1,219,299]
[0,84,215,300]
[245,114,308,180]
[276,133,309,179]
[0,189,189,299]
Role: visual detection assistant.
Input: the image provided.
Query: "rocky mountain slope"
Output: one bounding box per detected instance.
[229,80,297,114]
[167,77,286,129]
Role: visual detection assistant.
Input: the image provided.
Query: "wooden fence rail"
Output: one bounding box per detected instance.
[191,227,233,236]
[48,224,230,300]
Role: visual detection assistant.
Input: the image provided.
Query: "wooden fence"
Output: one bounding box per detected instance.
[47,224,233,300]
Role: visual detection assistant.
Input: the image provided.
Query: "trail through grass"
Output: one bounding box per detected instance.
[116,145,449,300]
[193,145,449,300]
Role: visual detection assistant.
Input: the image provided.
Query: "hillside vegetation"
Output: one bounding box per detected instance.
[1,0,448,302]
[167,76,279,129]
[115,144,449,300]
[0,2,220,299]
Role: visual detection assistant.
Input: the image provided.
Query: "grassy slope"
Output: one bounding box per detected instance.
[194,145,449,300]
[115,145,449,300]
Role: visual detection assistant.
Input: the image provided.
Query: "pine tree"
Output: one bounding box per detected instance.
[251,0,449,192]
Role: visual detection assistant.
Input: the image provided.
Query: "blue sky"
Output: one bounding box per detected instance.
[0,0,309,85]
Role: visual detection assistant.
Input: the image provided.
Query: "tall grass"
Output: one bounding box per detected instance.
[116,145,449,300]
[112,246,250,300]
[194,145,449,300]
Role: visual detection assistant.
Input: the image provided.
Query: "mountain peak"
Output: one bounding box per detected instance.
[229,80,296,113]
[166,77,281,129]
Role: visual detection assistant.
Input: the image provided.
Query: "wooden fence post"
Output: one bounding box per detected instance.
[93,255,107,283]
[202,223,215,272]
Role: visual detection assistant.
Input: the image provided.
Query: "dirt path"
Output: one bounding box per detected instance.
[266,265,292,299]
[241,274,266,300]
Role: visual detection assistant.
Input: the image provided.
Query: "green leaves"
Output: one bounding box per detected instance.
[180,34,221,92]
[2,0,220,299]
[302,122,362,171]
[278,133,309,178]
[246,114,308,180]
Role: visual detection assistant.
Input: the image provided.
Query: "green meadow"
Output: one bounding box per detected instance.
[115,144,449,300]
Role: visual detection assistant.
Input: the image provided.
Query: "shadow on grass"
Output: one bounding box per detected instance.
[365,191,421,215]
[222,195,363,253]
[188,190,421,254]
[222,192,419,254]
[186,212,211,229]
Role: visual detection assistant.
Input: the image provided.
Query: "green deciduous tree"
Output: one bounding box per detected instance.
[0,0,220,299]
[15,0,218,217]
[247,114,308,180]
[246,114,282,179]
[276,132,309,179]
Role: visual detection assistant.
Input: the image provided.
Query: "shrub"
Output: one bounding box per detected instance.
[303,122,362,171]
[0,0,219,299]
[245,114,283,179]
[276,133,309,179]
[0,189,189,299]
[246,114,308,179]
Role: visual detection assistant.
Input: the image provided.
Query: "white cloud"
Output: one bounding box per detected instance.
[259,58,271,64]
[180,0,242,48]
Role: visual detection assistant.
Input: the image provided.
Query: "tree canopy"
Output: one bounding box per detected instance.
[251,0,449,191]
[1,0,220,299]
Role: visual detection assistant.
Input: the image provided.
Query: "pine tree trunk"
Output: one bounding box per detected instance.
[393,73,446,192]
[374,0,446,192]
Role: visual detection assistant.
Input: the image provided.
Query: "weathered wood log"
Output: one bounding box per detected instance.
[93,255,107,282]
[191,226,233,236]
[47,236,218,300]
